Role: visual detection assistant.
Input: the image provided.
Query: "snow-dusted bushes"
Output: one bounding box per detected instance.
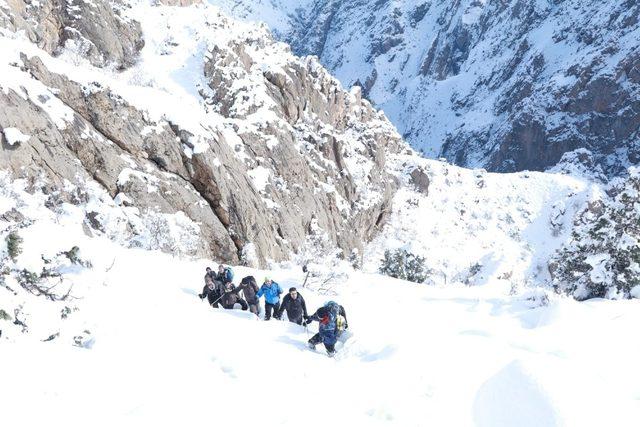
[5,231,22,260]
[137,210,201,257]
[550,169,640,300]
[379,249,428,284]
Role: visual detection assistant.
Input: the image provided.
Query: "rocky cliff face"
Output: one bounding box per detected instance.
[213,0,640,177]
[0,0,407,266]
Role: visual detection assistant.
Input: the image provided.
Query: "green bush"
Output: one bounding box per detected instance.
[6,231,22,260]
[379,249,428,284]
[550,169,640,299]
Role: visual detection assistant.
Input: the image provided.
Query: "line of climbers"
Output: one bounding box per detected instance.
[198,264,349,356]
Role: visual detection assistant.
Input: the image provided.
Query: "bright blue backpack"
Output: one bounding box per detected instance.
[225,267,234,282]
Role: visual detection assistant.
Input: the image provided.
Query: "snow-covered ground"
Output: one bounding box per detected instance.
[2,248,639,426]
[365,156,597,288]
[2,2,640,425]
[1,176,640,427]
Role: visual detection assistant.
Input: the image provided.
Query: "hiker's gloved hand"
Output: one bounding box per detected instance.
[303,314,309,321]
[198,294,204,299]
[304,318,313,325]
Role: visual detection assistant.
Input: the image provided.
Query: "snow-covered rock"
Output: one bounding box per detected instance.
[213,0,640,176]
[1,196,639,425]
[1,127,30,146]
[0,0,405,266]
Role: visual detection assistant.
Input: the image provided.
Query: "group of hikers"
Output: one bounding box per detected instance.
[199,265,349,356]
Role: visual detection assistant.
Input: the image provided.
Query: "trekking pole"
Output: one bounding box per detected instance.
[301,264,310,289]
[211,292,226,307]
[304,319,310,339]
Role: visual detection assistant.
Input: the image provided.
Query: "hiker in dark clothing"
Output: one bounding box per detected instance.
[305,302,348,356]
[199,272,222,308]
[220,282,248,311]
[237,276,261,316]
[256,277,283,321]
[276,287,308,325]
[215,264,234,285]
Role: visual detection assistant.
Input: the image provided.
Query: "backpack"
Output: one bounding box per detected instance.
[323,301,341,330]
[241,275,257,287]
[225,267,234,282]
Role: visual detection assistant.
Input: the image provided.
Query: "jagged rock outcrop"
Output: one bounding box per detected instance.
[214,0,640,177]
[0,1,405,266]
[0,0,144,69]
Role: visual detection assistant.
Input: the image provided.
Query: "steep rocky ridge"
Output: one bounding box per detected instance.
[212,0,640,176]
[0,0,407,266]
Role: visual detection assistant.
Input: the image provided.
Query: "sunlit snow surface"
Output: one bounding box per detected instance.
[0,1,639,426]
[2,253,639,426]
[1,178,639,427]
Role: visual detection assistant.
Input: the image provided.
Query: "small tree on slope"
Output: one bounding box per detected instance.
[549,169,640,300]
[379,249,428,284]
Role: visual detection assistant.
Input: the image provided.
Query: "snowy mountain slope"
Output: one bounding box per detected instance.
[0,0,406,266]
[211,0,640,176]
[1,0,632,295]
[364,156,595,289]
[1,1,639,419]
[1,186,639,426]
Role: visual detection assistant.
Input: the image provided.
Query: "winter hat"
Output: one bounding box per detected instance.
[289,287,297,293]
[264,277,271,283]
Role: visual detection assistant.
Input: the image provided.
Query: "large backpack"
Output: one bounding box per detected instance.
[325,301,346,332]
[225,267,234,283]
[241,275,257,287]
[240,276,258,300]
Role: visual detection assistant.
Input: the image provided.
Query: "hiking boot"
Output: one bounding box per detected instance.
[307,341,316,350]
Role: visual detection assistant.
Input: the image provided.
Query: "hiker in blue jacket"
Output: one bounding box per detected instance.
[256,277,283,320]
[305,302,348,356]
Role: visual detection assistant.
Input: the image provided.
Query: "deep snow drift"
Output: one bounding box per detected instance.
[1,178,640,426]
[1,1,640,426]
[2,247,639,426]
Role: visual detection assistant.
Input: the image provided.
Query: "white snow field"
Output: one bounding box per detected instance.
[1,2,639,426]
[2,243,640,426]
[0,158,639,426]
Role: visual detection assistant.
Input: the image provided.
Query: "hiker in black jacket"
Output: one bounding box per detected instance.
[276,287,308,325]
[199,272,222,308]
[220,282,248,311]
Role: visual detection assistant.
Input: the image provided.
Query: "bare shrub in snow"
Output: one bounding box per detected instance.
[550,168,640,300]
[348,248,362,270]
[517,289,550,308]
[463,262,483,285]
[62,246,92,268]
[240,242,259,268]
[294,217,351,294]
[135,211,200,257]
[379,249,428,284]
[17,269,40,287]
